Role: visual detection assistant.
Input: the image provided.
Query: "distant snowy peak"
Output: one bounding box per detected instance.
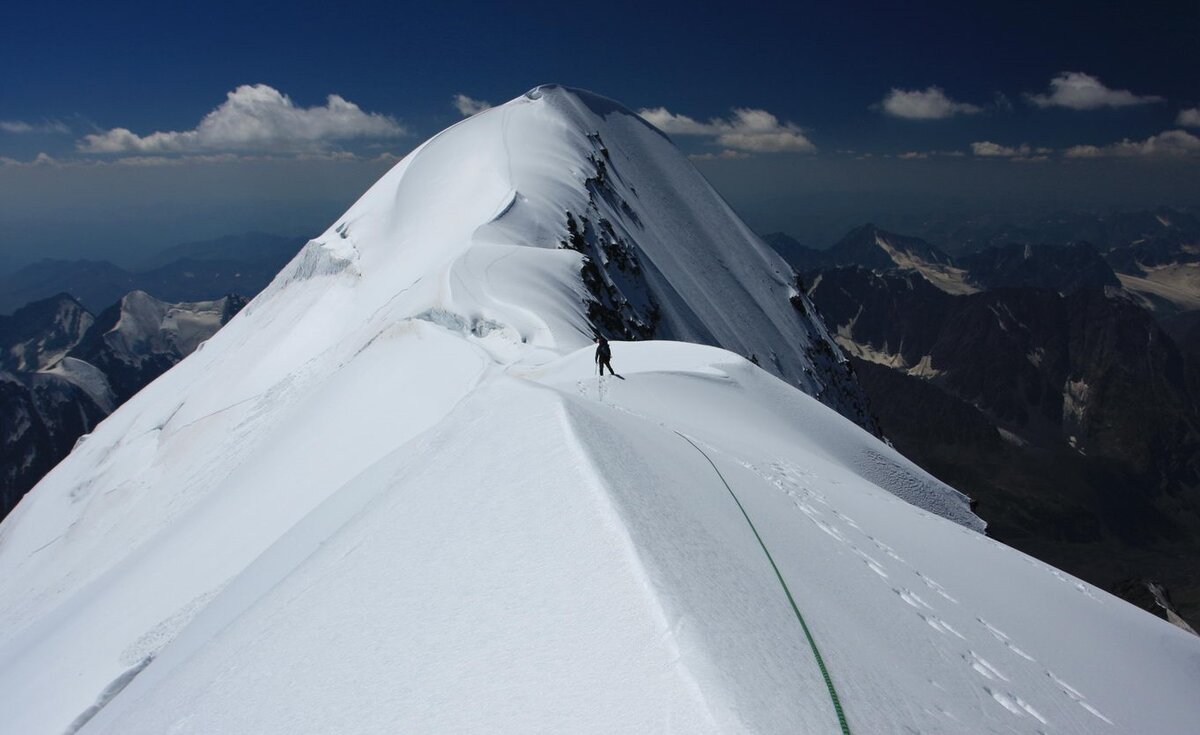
[90,291,245,365]
[0,290,244,523]
[68,291,245,403]
[827,225,978,295]
[827,224,948,268]
[266,84,877,431]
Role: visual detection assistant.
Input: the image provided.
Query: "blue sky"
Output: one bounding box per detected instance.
[1,0,1198,263]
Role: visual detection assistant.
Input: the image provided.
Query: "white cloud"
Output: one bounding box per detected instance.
[639,108,718,136]
[453,94,492,117]
[0,149,405,170]
[688,149,750,161]
[0,119,70,134]
[1177,108,1200,128]
[107,154,235,167]
[78,84,408,155]
[638,106,815,153]
[0,152,62,168]
[894,149,965,159]
[1064,129,1200,158]
[971,141,1032,157]
[1026,72,1163,110]
[969,142,1053,161]
[878,87,982,119]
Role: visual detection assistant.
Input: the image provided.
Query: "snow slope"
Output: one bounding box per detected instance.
[0,86,1197,734]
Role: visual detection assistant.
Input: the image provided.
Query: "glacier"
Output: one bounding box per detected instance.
[0,85,1197,734]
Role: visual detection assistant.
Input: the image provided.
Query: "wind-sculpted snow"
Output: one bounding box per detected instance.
[0,86,1197,734]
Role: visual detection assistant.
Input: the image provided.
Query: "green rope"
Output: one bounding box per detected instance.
[675,431,851,735]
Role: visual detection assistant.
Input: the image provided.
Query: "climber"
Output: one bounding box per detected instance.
[594,335,618,377]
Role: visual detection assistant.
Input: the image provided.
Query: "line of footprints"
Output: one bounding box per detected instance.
[746,459,1114,731]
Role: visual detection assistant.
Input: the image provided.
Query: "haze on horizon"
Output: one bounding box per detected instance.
[1,0,1197,266]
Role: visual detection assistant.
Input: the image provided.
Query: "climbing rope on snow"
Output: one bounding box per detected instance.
[674,431,852,735]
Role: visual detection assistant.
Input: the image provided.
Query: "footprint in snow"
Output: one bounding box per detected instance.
[1050,569,1101,601]
[893,587,934,611]
[965,651,1010,682]
[812,518,849,543]
[862,557,889,579]
[985,688,1048,724]
[916,572,959,604]
[934,705,957,722]
[866,535,907,563]
[922,614,966,639]
[1047,671,1114,725]
[977,618,1036,662]
[830,509,862,530]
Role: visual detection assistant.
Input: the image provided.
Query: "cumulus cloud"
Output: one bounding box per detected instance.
[1177,108,1200,128]
[639,108,718,136]
[894,150,965,159]
[877,87,982,119]
[1063,129,1200,158]
[0,119,71,135]
[0,152,62,168]
[1026,72,1163,110]
[78,84,407,155]
[688,149,750,161]
[453,94,492,117]
[0,149,403,170]
[971,141,1032,157]
[970,142,1053,161]
[638,106,815,153]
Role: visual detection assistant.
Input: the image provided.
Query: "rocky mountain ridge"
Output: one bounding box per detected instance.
[1,291,245,519]
[774,222,1200,626]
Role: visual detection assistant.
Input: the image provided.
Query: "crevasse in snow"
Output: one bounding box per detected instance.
[0,86,1197,734]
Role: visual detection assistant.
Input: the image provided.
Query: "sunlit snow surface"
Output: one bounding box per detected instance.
[1,87,1197,734]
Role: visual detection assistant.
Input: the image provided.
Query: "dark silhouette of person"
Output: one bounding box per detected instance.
[595,335,615,376]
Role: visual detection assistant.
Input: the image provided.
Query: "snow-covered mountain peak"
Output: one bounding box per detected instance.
[100,290,241,361]
[255,85,874,428]
[1,88,1198,734]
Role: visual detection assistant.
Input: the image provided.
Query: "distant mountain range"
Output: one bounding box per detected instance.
[1,232,305,518]
[2,291,245,518]
[767,217,1200,628]
[5,213,1199,633]
[850,206,1200,258]
[0,232,305,314]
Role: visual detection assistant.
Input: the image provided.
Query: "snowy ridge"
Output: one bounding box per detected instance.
[99,290,239,362]
[0,86,1197,734]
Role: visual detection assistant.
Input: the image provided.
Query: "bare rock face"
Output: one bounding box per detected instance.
[800,240,1200,622]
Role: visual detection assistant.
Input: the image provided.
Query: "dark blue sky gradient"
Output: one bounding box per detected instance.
[5,1,1196,146]
[0,0,1197,261]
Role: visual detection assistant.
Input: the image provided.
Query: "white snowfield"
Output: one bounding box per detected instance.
[0,86,1197,734]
